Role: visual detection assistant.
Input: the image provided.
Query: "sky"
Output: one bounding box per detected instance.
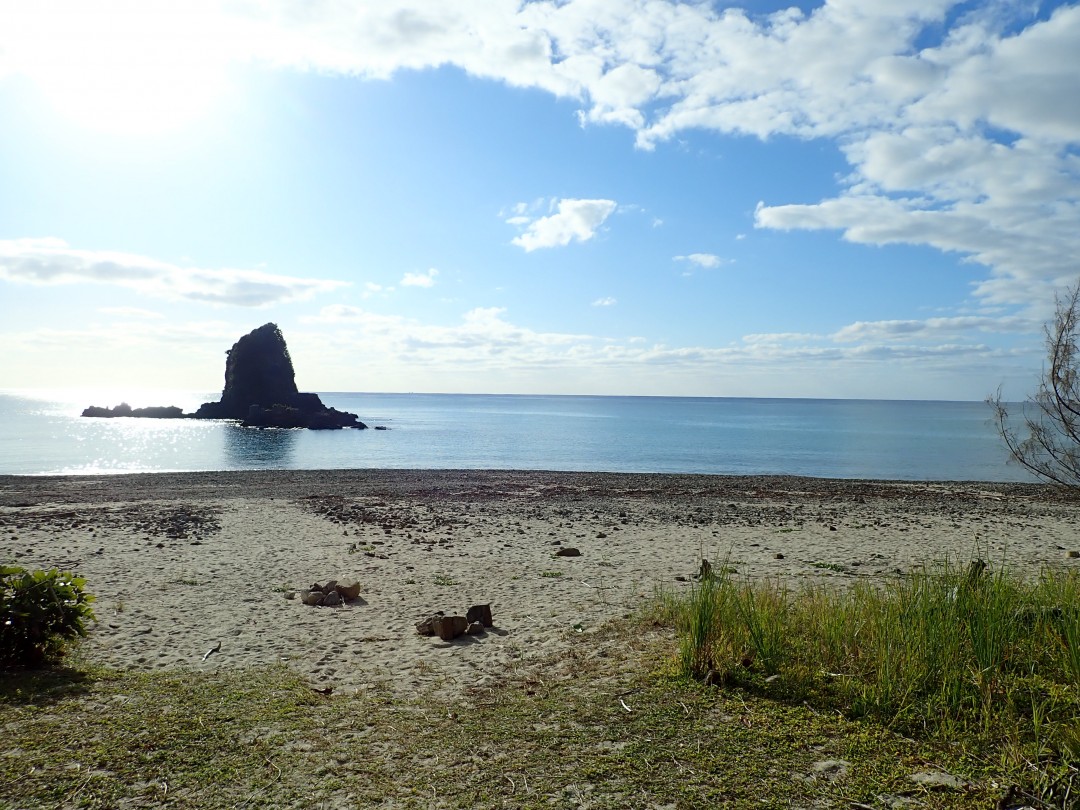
[1,0,1078,401]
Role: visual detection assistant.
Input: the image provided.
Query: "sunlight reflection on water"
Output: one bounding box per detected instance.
[222,424,299,468]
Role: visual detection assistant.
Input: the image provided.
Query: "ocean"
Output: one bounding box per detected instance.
[0,390,1034,481]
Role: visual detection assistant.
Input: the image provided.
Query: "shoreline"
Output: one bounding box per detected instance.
[0,467,1065,506]
[2,469,1077,698]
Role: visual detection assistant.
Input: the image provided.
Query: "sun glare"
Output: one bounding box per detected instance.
[11,2,232,135]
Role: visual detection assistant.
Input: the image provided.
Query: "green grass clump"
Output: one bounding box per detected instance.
[673,557,1080,806]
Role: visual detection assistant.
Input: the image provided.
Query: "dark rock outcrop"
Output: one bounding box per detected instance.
[81,403,184,419]
[194,324,366,429]
[82,323,367,430]
[193,323,300,420]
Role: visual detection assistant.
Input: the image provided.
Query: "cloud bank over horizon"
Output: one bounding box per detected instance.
[0,238,346,307]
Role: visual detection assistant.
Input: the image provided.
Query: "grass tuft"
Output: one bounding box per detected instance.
[669,555,1080,806]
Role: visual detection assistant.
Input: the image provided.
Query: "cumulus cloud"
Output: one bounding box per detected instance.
[742,332,826,345]
[592,296,617,307]
[742,312,1040,350]
[831,315,1039,343]
[735,5,1080,311]
[307,304,592,364]
[401,268,439,287]
[0,238,346,306]
[3,1,1076,327]
[674,253,725,269]
[508,198,618,251]
[362,282,391,299]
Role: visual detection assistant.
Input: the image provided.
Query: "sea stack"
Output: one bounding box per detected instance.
[82,323,366,429]
[193,323,366,430]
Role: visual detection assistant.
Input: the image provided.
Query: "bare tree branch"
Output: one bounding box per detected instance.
[989,280,1080,490]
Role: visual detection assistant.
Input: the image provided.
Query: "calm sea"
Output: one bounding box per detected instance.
[0,390,1032,481]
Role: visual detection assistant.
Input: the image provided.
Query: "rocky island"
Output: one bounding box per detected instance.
[82,323,367,430]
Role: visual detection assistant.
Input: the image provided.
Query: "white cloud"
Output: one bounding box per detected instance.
[830,315,1039,343]
[401,268,439,288]
[361,282,391,299]
[736,6,1080,311]
[306,305,592,364]
[674,253,725,269]
[912,7,1080,143]
[293,301,1039,398]
[754,182,1078,312]
[592,297,617,307]
[742,332,825,345]
[579,62,663,128]
[2,319,250,390]
[509,198,617,251]
[103,0,1072,313]
[0,238,346,306]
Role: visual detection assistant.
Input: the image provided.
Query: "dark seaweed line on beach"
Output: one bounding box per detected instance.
[0,468,1065,509]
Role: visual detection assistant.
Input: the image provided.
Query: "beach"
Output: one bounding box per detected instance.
[2,470,1077,698]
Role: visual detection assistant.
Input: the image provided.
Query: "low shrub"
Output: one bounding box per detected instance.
[1,566,96,667]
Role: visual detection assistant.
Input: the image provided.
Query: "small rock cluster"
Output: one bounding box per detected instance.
[81,403,184,419]
[416,604,493,641]
[299,580,363,607]
[134,506,222,542]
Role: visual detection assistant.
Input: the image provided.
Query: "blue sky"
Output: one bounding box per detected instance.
[1,0,1078,400]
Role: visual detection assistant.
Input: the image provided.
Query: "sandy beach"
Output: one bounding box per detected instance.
[2,470,1078,698]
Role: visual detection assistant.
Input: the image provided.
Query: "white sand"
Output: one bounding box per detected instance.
[2,470,1077,698]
